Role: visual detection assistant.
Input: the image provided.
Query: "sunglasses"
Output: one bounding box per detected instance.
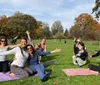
[1,40,6,42]
[27,47,33,50]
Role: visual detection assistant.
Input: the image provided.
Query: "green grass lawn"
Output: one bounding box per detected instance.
[0,39,100,85]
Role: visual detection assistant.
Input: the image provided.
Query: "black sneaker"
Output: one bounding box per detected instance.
[41,72,51,82]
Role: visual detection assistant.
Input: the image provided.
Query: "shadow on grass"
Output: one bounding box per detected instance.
[89,58,100,66]
[49,76,57,80]
[45,69,52,73]
[41,54,59,62]
[41,54,59,68]
[44,60,59,67]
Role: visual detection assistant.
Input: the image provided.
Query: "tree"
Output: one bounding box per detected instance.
[64,28,68,38]
[69,13,100,40]
[6,11,38,38]
[92,0,100,20]
[41,22,51,38]
[53,33,65,40]
[51,21,64,35]
[94,29,100,40]
[35,21,43,39]
[69,25,81,38]
[0,14,8,35]
[0,14,7,20]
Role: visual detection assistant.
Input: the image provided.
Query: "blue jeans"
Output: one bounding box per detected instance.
[30,63,46,79]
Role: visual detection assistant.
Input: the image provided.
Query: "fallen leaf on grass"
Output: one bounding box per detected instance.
[93,82,96,85]
[67,78,70,80]
[53,81,59,85]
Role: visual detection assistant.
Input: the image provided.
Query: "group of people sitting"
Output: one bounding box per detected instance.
[0,32,100,82]
[72,38,100,73]
[0,31,61,82]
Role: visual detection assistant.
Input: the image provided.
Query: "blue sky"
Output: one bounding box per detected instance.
[0,0,96,30]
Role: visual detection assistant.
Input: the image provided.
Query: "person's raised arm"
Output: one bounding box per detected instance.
[26,31,31,41]
[26,31,34,46]
[7,45,18,49]
[89,50,100,59]
[0,47,18,56]
[51,48,61,53]
[38,48,61,56]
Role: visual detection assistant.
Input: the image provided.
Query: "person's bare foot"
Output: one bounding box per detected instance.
[9,73,16,77]
[90,70,99,76]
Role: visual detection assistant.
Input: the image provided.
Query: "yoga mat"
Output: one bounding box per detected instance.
[0,72,20,82]
[62,68,99,76]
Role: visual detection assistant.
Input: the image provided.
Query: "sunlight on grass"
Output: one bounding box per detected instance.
[0,39,100,85]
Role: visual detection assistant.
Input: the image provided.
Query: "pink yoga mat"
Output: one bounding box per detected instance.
[62,68,99,76]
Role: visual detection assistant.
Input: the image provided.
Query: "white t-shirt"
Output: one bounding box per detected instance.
[0,46,29,67]
[0,48,7,61]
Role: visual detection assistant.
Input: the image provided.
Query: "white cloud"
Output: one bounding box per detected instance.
[0,0,96,30]
[46,1,95,29]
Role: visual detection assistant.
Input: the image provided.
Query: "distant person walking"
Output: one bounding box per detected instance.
[64,39,67,44]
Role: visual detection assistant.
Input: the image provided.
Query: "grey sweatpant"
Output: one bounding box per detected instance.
[72,55,86,66]
[10,65,33,78]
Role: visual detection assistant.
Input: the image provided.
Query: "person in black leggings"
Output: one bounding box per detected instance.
[89,50,100,72]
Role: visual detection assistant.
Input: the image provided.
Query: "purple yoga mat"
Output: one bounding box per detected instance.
[0,72,20,82]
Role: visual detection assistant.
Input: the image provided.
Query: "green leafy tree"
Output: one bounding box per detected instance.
[6,11,38,38]
[53,33,65,40]
[64,28,68,38]
[92,0,100,20]
[36,21,43,39]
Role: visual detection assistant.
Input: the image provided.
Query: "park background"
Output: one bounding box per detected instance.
[0,0,100,85]
[0,39,100,85]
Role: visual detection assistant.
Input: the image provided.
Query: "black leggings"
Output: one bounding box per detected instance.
[0,61,10,72]
[89,64,100,72]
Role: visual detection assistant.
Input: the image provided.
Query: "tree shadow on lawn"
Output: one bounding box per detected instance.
[49,76,57,80]
[41,54,59,67]
[44,60,59,67]
[41,54,59,62]
[57,60,90,68]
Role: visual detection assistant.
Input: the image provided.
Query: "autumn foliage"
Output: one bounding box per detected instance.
[69,13,100,40]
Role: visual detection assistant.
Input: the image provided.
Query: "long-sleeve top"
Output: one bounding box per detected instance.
[28,39,34,47]
[92,50,100,58]
[74,44,79,55]
[76,50,88,61]
[0,46,29,67]
[28,50,51,66]
[74,42,85,55]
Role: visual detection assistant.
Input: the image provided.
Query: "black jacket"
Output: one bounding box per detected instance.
[92,50,100,58]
